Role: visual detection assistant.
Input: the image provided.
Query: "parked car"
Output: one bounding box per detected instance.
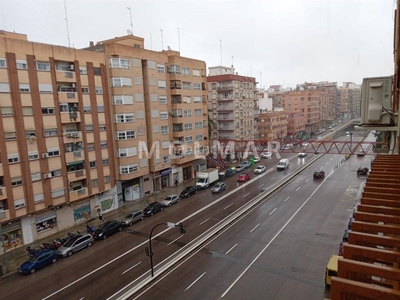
[19,249,57,274]
[180,186,198,198]
[237,172,251,182]
[93,220,122,240]
[313,170,325,179]
[302,142,309,148]
[121,210,144,226]
[261,152,272,159]
[143,202,163,216]
[235,165,245,172]
[254,165,266,174]
[298,152,307,158]
[211,182,226,193]
[253,156,261,163]
[161,194,180,206]
[242,161,251,168]
[342,229,349,242]
[57,233,94,257]
[357,166,369,176]
[357,150,366,156]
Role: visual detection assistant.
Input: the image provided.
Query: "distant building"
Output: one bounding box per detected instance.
[287,111,306,138]
[258,111,288,140]
[337,82,361,119]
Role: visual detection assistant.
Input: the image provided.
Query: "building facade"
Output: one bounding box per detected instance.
[257,111,288,141]
[286,111,306,138]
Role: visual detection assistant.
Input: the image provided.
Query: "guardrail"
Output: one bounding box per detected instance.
[115,154,323,300]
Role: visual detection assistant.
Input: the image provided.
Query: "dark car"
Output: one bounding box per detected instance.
[342,229,349,242]
[180,186,198,198]
[143,202,163,216]
[211,182,226,193]
[237,172,251,182]
[19,249,57,274]
[121,210,144,226]
[357,166,369,176]
[313,170,325,179]
[93,220,122,240]
[357,150,366,156]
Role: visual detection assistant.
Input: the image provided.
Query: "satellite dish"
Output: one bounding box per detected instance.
[29,135,37,143]
[126,29,132,35]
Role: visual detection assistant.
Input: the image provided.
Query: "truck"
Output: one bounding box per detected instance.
[196,168,219,189]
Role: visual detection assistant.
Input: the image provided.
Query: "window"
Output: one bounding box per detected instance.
[89,161,96,168]
[150,93,158,102]
[193,69,200,77]
[31,172,41,182]
[8,154,19,164]
[112,77,132,87]
[102,158,109,166]
[157,64,165,73]
[149,77,157,86]
[93,67,101,75]
[44,129,58,136]
[22,107,33,115]
[159,96,167,104]
[97,105,104,113]
[95,86,103,94]
[79,66,87,74]
[134,76,142,85]
[163,156,170,163]
[36,62,50,71]
[184,109,192,117]
[0,83,10,93]
[158,80,166,89]
[39,84,53,93]
[91,179,99,187]
[109,58,130,69]
[99,124,106,131]
[193,83,201,90]
[34,194,44,203]
[51,188,65,198]
[5,131,16,140]
[195,121,202,129]
[152,110,159,118]
[86,125,93,132]
[160,112,168,120]
[104,175,111,183]
[137,110,145,119]
[132,58,141,67]
[16,59,27,69]
[135,93,144,101]
[14,198,26,209]
[28,151,39,160]
[138,126,146,135]
[11,176,22,186]
[203,120,207,128]
[47,148,60,157]
[162,141,170,149]
[0,58,6,68]
[120,163,138,174]
[117,147,137,157]
[182,67,190,75]
[194,96,201,103]
[183,96,191,103]
[148,61,156,69]
[168,65,180,74]
[59,103,68,112]
[153,125,160,133]
[87,143,95,151]
[161,126,169,134]
[140,159,148,167]
[185,123,192,131]
[113,95,133,105]
[194,109,202,116]
[115,113,135,123]
[185,136,193,143]
[196,134,203,141]
[116,130,136,140]
[83,105,91,113]
[182,82,191,90]
[101,141,107,149]
[81,87,89,94]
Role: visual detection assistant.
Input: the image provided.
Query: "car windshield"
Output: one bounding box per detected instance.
[164,196,172,201]
[125,213,134,219]
[63,236,79,247]
[240,173,246,176]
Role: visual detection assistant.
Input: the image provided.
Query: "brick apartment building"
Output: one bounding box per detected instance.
[257,111,288,141]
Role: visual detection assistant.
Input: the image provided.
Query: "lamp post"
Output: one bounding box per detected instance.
[145,222,186,277]
[349,132,354,154]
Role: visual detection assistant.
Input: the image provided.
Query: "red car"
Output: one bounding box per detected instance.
[237,172,251,182]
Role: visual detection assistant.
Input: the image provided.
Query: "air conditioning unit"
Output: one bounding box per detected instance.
[69,64,74,71]
[42,153,49,159]
[44,173,53,179]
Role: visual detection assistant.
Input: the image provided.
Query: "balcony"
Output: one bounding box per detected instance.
[218,114,235,121]
[67,168,86,182]
[61,112,80,124]
[58,92,78,103]
[63,131,82,143]
[56,70,76,83]
[69,187,87,202]
[170,80,182,89]
[173,124,183,132]
[217,105,235,112]
[218,124,235,131]
[0,186,6,200]
[217,85,233,91]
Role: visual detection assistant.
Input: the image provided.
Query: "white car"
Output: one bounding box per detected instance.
[261,152,272,159]
[161,194,180,207]
[302,142,309,148]
[298,152,307,158]
[254,165,266,174]
[253,156,261,163]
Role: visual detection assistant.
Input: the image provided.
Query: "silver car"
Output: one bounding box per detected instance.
[57,233,94,257]
[211,182,226,193]
[121,210,144,226]
[161,194,180,207]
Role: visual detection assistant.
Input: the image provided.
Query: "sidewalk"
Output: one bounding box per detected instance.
[0,178,197,277]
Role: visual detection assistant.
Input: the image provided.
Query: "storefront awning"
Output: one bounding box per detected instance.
[67,160,84,166]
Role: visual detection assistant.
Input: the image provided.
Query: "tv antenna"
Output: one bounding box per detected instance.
[127,7,133,34]
[64,0,71,47]
[160,29,164,50]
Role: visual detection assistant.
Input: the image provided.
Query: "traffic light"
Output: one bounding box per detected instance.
[145,247,151,257]
[179,223,186,234]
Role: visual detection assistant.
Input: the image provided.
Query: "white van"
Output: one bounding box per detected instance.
[277,158,289,170]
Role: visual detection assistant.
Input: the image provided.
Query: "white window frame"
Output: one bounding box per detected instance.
[193,69,201,77]
[195,121,202,129]
[28,151,39,160]
[194,109,202,116]
[36,62,50,71]
[184,123,192,131]
[0,83,10,93]
[113,95,133,105]
[116,130,136,140]
[132,58,141,67]
[117,146,137,157]
[152,110,159,118]
[120,163,138,174]
[16,59,27,70]
[158,80,166,89]
[109,58,131,69]
[161,126,169,134]
[160,112,168,120]
[157,64,165,73]
[162,141,170,149]
[34,193,44,203]
[0,58,6,68]
[148,61,156,69]
[159,96,167,104]
[14,198,26,209]
[8,154,19,164]
[150,93,158,102]
[193,83,201,90]
[31,172,41,182]
[112,77,132,87]
[194,96,201,103]
[114,113,135,123]
[137,110,145,119]
[39,84,53,93]
[153,125,160,133]
[196,134,203,141]
[185,136,193,143]
[184,109,192,117]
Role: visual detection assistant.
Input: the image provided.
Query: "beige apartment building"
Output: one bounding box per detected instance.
[207,66,257,142]
[337,82,361,119]
[257,111,288,140]
[0,31,208,247]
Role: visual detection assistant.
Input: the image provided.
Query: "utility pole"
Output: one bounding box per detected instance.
[127,7,133,34]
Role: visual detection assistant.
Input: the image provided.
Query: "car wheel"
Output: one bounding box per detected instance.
[30,268,36,274]
[151,212,154,216]
[87,242,92,247]
[195,190,198,194]
[103,234,107,240]
[140,217,144,221]
[118,227,122,232]
[52,258,57,264]
[160,207,163,211]
[129,222,133,226]
[169,203,172,207]
[67,251,73,257]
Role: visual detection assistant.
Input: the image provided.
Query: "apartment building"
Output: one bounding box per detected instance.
[257,111,288,140]
[207,66,257,142]
[337,82,361,119]
[286,111,306,138]
[0,31,208,247]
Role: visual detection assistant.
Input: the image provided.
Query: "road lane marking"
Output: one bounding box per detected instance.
[330,157,333,161]
[269,208,277,215]
[259,184,264,187]
[243,193,250,198]
[284,196,290,202]
[320,166,323,169]
[325,162,329,165]
[305,179,310,183]
[121,261,142,275]
[270,177,275,180]
[224,203,233,210]
[167,235,183,246]
[295,187,301,192]
[225,243,238,255]
[185,272,206,292]
[221,170,332,298]
[199,218,210,226]
[250,223,260,233]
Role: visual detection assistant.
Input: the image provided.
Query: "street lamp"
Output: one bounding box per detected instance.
[145,222,186,277]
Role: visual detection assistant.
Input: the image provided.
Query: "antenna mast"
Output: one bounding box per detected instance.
[177,28,180,52]
[150,33,152,50]
[127,7,133,34]
[160,29,164,50]
[220,39,222,66]
[64,0,71,47]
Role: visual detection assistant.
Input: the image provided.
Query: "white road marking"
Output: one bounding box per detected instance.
[330,157,333,161]
[243,193,250,198]
[224,203,233,210]
[167,235,183,246]
[270,177,275,180]
[295,187,301,192]
[250,223,260,233]
[199,218,210,226]
[284,196,290,202]
[259,184,264,187]
[269,208,277,215]
[320,166,323,169]
[305,179,310,183]
[185,272,206,292]
[121,261,142,275]
[78,298,84,300]
[325,162,329,165]
[225,243,238,255]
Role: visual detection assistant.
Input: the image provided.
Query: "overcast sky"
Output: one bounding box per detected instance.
[0,0,395,88]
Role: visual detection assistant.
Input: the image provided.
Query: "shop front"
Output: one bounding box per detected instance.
[160,168,172,189]
[35,211,57,234]
[0,220,23,251]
